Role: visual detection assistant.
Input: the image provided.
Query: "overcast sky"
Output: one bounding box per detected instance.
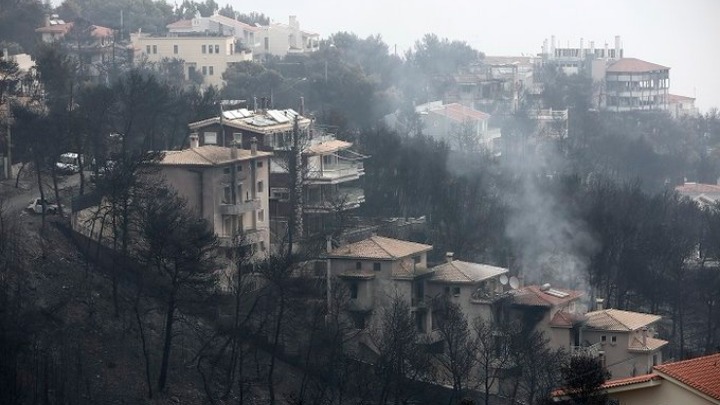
[226,0,720,112]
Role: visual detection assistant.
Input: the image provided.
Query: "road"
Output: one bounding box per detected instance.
[1,171,84,215]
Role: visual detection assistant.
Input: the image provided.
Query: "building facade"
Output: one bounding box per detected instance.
[595,58,670,112]
[130,32,252,87]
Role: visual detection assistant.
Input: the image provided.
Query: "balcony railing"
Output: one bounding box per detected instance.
[305,162,364,183]
[304,187,365,213]
[571,343,602,358]
[218,228,264,247]
[219,199,261,215]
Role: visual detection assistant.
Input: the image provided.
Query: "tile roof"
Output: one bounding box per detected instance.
[166,19,192,29]
[628,336,669,352]
[584,309,661,332]
[654,353,720,401]
[430,260,507,284]
[88,25,113,38]
[36,22,74,34]
[675,182,720,195]
[606,58,669,73]
[327,236,432,261]
[337,269,376,279]
[304,139,353,155]
[209,14,260,31]
[668,94,696,103]
[156,145,271,167]
[188,109,312,135]
[510,285,583,307]
[549,310,586,328]
[428,103,491,122]
[601,373,662,390]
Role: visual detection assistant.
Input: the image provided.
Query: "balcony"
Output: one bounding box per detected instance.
[347,299,374,312]
[219,199,261,215]
[304,187,365,213]
[305,162,364,184]
[571,342,602,358]
[218,228,264,247]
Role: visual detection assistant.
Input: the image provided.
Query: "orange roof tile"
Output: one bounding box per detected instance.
[606,58,669,73]
[602,373,662,389]
[430,260,507,284]
[675,182,720,194]
[327,236,432,261]
[628,336,669,352]
[35,22,74,34]
[549,310,586,328]
[429,103,490,122]
[654,353,720,401]
[668,94,696,103]
[157,145,271,166]
[166,19,192,29]
[88,25,113,38]
[304,139,353,155]
[510,285,583,307]
[585,309,661,331]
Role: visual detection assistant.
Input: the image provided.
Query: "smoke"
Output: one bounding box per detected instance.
[503,131,599,292]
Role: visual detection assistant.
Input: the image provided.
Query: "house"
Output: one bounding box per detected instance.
[594,57,670,112]
[507,284,585,344]
[553,353,720,404]
[188,106,367,239]
[386,101,501,153]
[166,13,319,60]
[36,16,119,81]
[668,94,699,118]
[130,32,252,87]
[149,136,272,263]
[579,308,668,378]
[675,182,720,207]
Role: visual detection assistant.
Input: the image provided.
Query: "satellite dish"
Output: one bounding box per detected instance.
[499,274,509,285]
[509,276,520,290]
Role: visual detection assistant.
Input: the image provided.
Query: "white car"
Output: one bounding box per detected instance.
[56,152,82,174]
[26,198,61,214]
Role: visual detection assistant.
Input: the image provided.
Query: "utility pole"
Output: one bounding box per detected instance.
[5,99,12,180]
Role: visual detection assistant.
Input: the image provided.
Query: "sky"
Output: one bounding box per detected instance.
[225,0,720,112]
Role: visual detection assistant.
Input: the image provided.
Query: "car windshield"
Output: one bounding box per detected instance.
[59,155,77,165]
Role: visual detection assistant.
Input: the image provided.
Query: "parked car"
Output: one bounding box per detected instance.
[56,152,83,174]
[26,198,62,214]
[90,160,117,183]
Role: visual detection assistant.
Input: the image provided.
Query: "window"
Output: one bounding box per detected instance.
[208,44,213,54]
[415,311,426,333]
[444,286,450,295]
[257,181,264,193]
[236,184,243,201]
[236,164,243,172]
[233,132,242,145]
[146,45,151,54]
[373,262,381,271]
[256,161,263,168]
[259,241,266,251]
[202,66,207,75]
[652,354,658,366]
[204,132,217,144]
[601,335,607,343]
[223,167,231,175]
[413,255,421,264]
[208,66,214,76]
[152,45,157,54]
[214,44,220,53]
[173,45,178,54]
[222,186,231,204]
[258,209,264,222]
[222,215,237,236]
[355,262,362,270]
[611,335,617,344]
[452,287,461,297]
[349,282,358,299]
[201,45,206,53]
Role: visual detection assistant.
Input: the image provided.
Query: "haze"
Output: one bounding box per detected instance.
[224,0,720,112]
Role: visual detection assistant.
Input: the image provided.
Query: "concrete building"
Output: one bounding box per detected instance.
[668,94,699,118]
[130,32,252,87]
[166,13,319,60]
[675,182,720,207]
[594,58,670,112]
[540,35,624,75]
[188,106,366,240]
[151,137,273,261]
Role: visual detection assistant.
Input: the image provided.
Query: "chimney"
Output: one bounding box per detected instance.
[604,42,609,60]
[250,137,257,155]
[590,41,596,58]
[550,35,556,57]
[299,96,305,116]
[614,35,621,59]
[542,39,548,56]
[596,298,605,311]
[253,96,258,112]
[579,38,584,58]
[326,235,333,253]
[445,252,454,263]
[189,133,199,149]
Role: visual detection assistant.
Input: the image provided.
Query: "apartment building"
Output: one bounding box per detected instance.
[151,136,273,260]
[130,32,252,87]
[188,106,366,239]
[166,13,319,60]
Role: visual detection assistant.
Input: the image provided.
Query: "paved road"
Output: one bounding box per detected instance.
[1,171,84,215]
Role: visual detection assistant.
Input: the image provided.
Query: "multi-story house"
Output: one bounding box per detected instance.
[166,11,259,52]
[151,135,272,261]
[594,57,670,112]
[188,106,366,239]
[130,32,252,87]
[580,308,668,378]
[36,16,118,81]
[540,35,624,75]
[166,13,319,60]
[668,94,699,118]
